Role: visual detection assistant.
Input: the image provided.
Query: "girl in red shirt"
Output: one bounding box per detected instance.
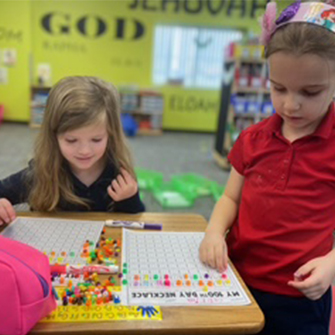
[200,1,335,334]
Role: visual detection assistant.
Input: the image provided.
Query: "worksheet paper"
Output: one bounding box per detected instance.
[122,229,251,306]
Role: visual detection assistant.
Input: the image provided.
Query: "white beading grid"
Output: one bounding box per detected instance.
[1,217,104,265]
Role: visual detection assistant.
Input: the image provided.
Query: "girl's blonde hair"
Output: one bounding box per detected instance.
[28,76,134,211]
[265,22,335,60]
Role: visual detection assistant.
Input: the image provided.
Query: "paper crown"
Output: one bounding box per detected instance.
[260,1,335,45]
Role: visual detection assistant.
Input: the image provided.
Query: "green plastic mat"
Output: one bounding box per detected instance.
[171,173,216,196]
[152,182,196,208]
[135,168,163,191]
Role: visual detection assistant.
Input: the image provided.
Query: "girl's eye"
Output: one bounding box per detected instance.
[273,86,285,92]
[65,139,77,144]
[303,91,321,97]
[92,139,102,143]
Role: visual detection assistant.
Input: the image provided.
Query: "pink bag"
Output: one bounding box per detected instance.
[0,236,57,335]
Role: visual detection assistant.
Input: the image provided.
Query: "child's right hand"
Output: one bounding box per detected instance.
[199,232,228,273]
[0,198,16,225]
[107,168,138,202]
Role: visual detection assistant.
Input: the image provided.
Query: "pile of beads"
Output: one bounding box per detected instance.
[55,272,121,306]
[79,235,121,267]
[96,236,121,265]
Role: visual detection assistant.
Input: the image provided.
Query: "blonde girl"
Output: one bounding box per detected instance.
[0,76,144,222]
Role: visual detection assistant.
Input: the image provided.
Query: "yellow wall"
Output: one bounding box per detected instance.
[161,87,221,131]
[2,0,280,130]
[31,0,268,132]
[0,0,31,122]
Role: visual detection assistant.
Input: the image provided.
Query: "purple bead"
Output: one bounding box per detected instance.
[276,0,301,25]
[204,273,209,279]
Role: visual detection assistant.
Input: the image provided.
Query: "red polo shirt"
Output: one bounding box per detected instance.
[227,104,335,297]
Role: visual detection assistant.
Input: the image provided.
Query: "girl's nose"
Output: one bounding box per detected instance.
[77,144,91,155]
[284,96,301,112]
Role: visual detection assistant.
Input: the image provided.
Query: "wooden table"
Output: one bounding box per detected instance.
[17,212,264,335]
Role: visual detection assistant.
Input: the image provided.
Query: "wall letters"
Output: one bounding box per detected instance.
[41,12,145,40]
[0,27,23,42]
[128,0,270,18]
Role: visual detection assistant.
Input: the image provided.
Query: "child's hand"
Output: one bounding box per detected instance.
[0,198,16,225]
[288,255,335,300]
[107,168,138,202]
[199,232,228,273]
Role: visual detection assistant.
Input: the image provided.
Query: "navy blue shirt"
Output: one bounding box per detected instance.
[0,161,145,213]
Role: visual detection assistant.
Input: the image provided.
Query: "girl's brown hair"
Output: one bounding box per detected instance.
[265,22,335,60]
[28,76,134,211]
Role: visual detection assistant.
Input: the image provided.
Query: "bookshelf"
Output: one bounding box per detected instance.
[120,89,164,135]
[213,44,274,169]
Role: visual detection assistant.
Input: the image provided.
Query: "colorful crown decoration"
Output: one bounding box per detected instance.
[260,1,335,45]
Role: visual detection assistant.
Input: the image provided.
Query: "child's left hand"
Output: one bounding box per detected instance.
[107,168,138,202]
[288,254,335,300]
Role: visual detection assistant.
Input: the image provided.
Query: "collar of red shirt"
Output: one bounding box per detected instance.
[264,103,335,140]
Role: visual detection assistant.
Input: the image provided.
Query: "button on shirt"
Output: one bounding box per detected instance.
[227,104,335,297]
